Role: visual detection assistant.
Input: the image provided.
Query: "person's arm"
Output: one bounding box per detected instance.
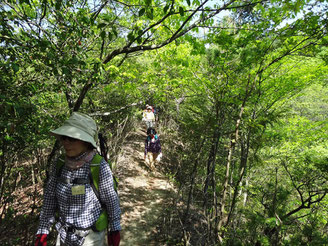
[36,167,58,235]
[99,160,121,232]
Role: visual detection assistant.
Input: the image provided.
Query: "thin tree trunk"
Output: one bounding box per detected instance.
[217,76,254,242]
[217,120,240,234]
[184,137,205,223]
[203,126,220,208]
[226,110,254,223]
[217,104,245,241]
[225,132,250,229]
[243,177,249,206]
[203,128,219,244]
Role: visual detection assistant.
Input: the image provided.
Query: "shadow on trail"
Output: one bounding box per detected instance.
[120,184,174,245]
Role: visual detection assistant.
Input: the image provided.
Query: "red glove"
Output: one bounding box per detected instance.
[35,234,47,246]
[107,231,120,246]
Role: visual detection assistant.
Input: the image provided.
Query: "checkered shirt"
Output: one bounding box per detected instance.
[36,155,121,244]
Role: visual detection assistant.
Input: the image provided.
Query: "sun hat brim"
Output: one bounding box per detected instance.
[51,125,97,148]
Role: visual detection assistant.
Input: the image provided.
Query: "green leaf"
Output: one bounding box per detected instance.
[108,32,113,41]
[104,85,111,93]
[100,31,106,39]
[179,7,185,16]
[145,0,152,6]
[192,0,200,5]
[27,66,35,73]
[12,63,19,73]
[55,0,62,10]
[53,67,58,75]
[70,56,79,64]
[81,16,89,24]
[112,27,118,37]
[127,32,134,42]
[40,40,50,48]
[139,8,146,17]
[146,8,154,19]
[97,23,107,29]
[138,30,143,36]
[62,67,70,75]
[163,4,169,14]
[186,0,191,6]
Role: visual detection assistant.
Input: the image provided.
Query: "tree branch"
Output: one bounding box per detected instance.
[90,101,143,116]
[103,0,237,64]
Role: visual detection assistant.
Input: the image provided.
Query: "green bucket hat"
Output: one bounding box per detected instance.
[50,112,98,148]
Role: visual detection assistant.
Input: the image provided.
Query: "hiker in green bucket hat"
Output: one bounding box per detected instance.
[35,112,121,246]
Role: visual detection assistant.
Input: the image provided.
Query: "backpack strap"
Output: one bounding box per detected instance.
[89,154,103,200]
[90,154,118,193]
[89,154,109,232]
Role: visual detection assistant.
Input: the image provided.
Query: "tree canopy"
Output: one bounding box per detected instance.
[1,0,328,245]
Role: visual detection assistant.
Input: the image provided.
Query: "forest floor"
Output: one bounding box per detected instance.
[112,127,177,246]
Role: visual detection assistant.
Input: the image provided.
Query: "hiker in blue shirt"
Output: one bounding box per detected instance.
[35,112,121,246]
[144,127,162,171]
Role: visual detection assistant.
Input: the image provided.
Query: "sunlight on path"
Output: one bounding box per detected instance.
[115,129,176,246]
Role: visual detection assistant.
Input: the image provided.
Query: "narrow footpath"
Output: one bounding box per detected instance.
[115,128,176,246]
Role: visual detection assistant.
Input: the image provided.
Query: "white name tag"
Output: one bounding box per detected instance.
[71,185,86,195]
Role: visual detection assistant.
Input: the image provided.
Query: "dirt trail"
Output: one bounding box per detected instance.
[115,128,176,246]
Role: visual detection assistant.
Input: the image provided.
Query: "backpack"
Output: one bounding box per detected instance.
[147,134,158,142]
[56,153,118,231]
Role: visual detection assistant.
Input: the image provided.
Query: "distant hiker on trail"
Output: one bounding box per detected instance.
[144,127,162,171]
[142,105,155,130]
[145,104,154,113]
[35,112,121,246]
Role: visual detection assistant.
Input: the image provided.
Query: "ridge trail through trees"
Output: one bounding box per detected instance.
[116,128,176,245]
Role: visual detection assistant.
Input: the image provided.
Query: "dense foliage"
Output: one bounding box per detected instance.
[1,0,327,245]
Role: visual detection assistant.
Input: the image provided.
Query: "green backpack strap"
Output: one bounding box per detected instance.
[90,154,118,192]
[89,154,108,232]
[90,154,103,191]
